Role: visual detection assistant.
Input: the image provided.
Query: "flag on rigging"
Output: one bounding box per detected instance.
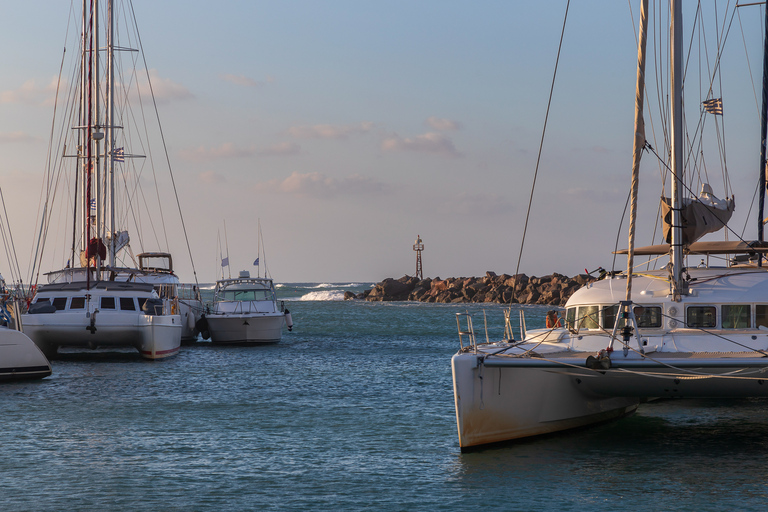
[90,198,96,213]
[253,257,259,266]
[221,257,229,267]
[703,98,723,115]
[113,147,125,162]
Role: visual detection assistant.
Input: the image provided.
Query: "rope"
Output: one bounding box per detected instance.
[513,0,570,284]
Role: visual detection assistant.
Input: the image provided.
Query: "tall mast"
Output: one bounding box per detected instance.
[108,0,116,267]
[626,0,649,302]
[93,0,102,270]
[79,0,88,264]
[758,2,768,256]
[670,0,686,300]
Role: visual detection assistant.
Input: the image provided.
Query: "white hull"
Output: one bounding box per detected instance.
[0,327,52,381]
[206,313,284,344]
[23,311,181,360]
[178,299,204,341]
[452,352,638,450]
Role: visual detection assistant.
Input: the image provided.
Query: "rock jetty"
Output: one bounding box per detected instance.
[345,271,596,306]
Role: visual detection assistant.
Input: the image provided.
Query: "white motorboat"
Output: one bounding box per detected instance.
[0,326,51,381]
[203,271,292,344]
[22,0,184,359]
[452,1,768,450]
[0,279,51,380]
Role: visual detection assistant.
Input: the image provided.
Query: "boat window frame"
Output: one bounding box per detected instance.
[721,304,751,329]
[577,305,600,330]
[686,305,717,329]
[100,296,116,310]
[756,304,768,329]
[52,297,67,311]
[70,297,86,310]
[119,297,137,311]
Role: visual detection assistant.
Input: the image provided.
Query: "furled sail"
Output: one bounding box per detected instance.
[662,183,735,245]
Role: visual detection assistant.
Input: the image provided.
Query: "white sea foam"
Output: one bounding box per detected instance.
[300,290,345,301]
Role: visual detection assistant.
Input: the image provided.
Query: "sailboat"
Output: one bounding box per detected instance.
[21,0,184,359]
[452,0,768,450]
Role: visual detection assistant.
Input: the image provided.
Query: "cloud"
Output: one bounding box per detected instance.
[0,131,38,144]
[180,142,256,161]
[255,171,394,199]
[136,69,193,104]
[221,74,274,88]
[199,170,227,184]
[0,78,59,106]
[425,116,461,131]
[381,132,461,157]
[258,142,302,156]
[287,122,374,140]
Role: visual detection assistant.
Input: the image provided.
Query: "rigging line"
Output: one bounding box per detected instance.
[513,0,570,282]
[30,40,73,288]
[129,0,200,289]
[0,188,22,287]
[612,188,633,274]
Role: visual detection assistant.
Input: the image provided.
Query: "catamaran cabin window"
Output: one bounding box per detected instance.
[757,305,768,329]
[604,305,662,329]
[566,307,576,330]
[100,297,116,309]
[52,297,67,311]
[70,297,85,309]
[120,297,136,311]
[578,306,600,330]
[722,304,751,329]
[634,306,662,328]
[687,306,716,328]
[34,298,50,305]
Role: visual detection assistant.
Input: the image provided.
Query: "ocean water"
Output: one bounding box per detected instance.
[3,283,768,511]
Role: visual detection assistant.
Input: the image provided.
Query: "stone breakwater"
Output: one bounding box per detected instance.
[345,271,596,305]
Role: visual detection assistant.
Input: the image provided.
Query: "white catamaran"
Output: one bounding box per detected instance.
[452,0,768,450]
[22,0,189,359]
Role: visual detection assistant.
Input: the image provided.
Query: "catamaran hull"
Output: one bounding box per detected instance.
[0,328,52,381]
[206,313,284,344]
[452,352,639,450]
[22,313,182,360]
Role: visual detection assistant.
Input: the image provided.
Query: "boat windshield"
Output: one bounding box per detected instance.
[219,289,273,302]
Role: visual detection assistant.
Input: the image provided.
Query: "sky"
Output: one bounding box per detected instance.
[0,1,766,284]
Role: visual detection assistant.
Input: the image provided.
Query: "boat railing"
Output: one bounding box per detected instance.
[456,312,477,352]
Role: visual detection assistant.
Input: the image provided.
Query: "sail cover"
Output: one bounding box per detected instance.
[662,184,735,245]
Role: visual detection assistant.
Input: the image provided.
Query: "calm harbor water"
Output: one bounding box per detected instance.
[2,283,768,510]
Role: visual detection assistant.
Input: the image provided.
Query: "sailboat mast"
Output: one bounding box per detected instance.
[670,0,686,300]
[108,0,116,268]
[758,3,768,254]
[626,0,649,302]
[79,0,88,264]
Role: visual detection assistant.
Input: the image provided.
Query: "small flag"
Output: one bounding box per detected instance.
[253,258,259,266]
[703,98,723,115]
[90,199,96,212]
[113,147,125,162]
[221,257,229,267]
